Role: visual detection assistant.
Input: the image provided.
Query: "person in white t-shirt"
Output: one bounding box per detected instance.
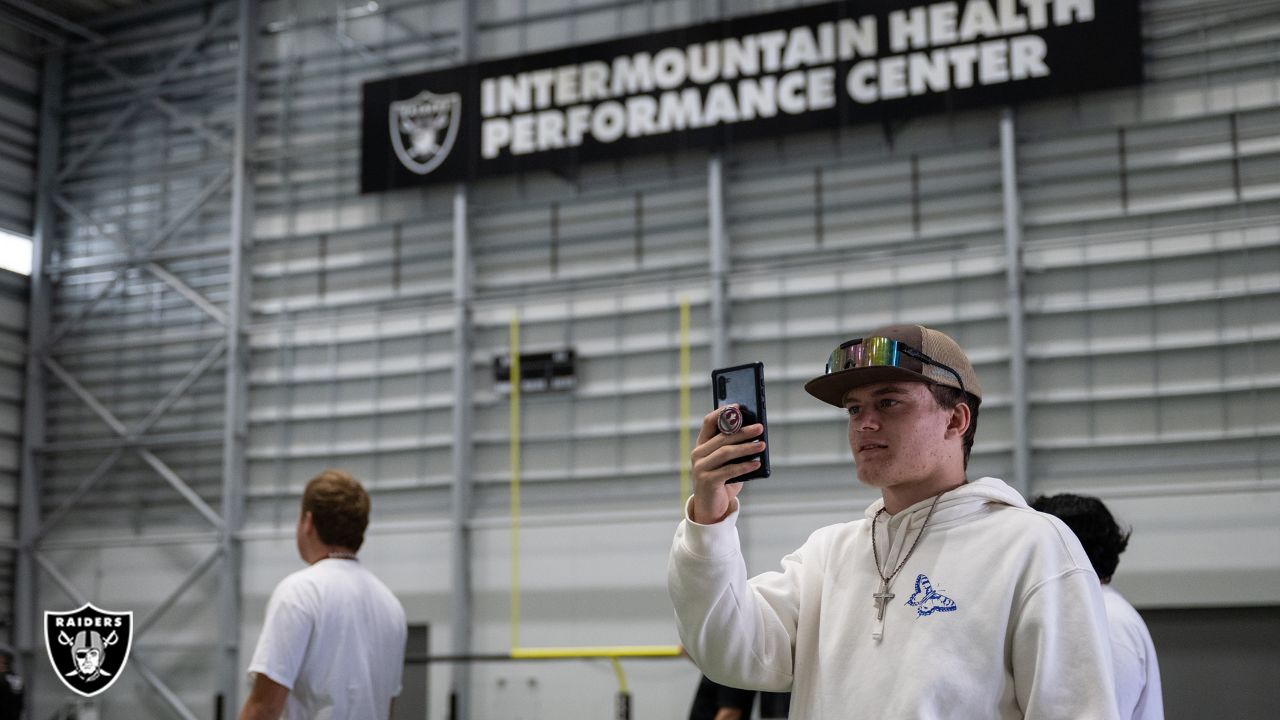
[240,469,407,720]
[1032,493,1165,720]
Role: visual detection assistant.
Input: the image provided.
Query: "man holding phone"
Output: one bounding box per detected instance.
[668,324,1119,718]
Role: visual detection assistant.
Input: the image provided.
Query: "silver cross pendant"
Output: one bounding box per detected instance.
[873,578,895,622]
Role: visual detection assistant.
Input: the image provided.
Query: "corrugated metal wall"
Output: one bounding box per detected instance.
[22,0,1280,717]
[0,270,26,641]
[0,46,37,235]
[0,16,35,675]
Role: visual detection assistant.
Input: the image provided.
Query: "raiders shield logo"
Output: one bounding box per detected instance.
[389,89,461,175]
[44,603,133,697]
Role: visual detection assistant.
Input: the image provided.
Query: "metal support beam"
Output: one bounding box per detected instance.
[51,193,128,250]
[55,3,233,183]
[56,101,145,183]
[137,545,224,637]
[334,15,395,71]
[50,238,232,275]
[139,449,226,530]
[56,168,232,254]
[34,552,87,606]
[220,0,257,714]
[134,340,229,434]
[40,532,220,551]
[35,551,205,720]
[0,6,67,45]
[708,155,729,370]
[145,263,231,326]
[34,449,124,542]
[0,0,104,42]
[43,356,129,435]
[46,166,233,348]
[449,3,476,712]
[147,168,235,252]
[44,270,125,349]
[449,183,475,720]
[133,658,202,720]
[1000,108,1030,496]
[38,429,227,453]
[90,56,233,152]
[41,355,228,530]
[18,51,63,692]
[15,7,248,719]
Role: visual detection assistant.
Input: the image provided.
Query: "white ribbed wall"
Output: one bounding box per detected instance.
[0,44,37,236]
[21,1,1280,718]
[0,270,26,642]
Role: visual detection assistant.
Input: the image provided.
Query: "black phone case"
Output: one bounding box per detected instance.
[711,362,771,482]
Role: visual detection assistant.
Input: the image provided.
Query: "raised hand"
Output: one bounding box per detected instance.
[689,405,765,524]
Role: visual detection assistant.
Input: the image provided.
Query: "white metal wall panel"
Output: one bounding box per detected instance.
[467,281,712,515]
[475,0,696,58]
[1021,217,1280,490]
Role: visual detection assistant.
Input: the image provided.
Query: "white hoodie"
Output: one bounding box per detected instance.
[668,477,1120,719]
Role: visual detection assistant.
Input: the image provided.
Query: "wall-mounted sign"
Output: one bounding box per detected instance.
[362,0,1141,192]
[494,349,578,394]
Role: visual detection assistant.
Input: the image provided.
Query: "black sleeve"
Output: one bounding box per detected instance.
[713,680,756,712]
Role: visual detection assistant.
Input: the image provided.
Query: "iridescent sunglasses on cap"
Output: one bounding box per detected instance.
[824,336,967,395]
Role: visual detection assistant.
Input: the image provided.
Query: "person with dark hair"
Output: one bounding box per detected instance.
[669,324,1119,718]
[240,470,407,720]
[1031,493,1165,720]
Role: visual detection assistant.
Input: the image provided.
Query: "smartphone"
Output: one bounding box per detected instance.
[711,362,771,482]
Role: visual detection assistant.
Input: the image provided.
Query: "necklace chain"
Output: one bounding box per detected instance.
[871,491,944,587]
[327,551,358,560]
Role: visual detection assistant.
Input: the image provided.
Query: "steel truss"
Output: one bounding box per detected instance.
[14,0,256,717]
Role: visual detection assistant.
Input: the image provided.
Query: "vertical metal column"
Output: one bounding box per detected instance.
[1000,108,1030,496]
[449,4,477,716]
[708,155,729,370]
[449,184,474,720]
[220,0,257,714]
[16,47,63,691]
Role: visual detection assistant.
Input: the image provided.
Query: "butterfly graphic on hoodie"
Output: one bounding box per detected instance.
[906,573,957,617]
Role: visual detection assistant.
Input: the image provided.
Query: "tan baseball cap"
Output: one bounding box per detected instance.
[803,324,982,407]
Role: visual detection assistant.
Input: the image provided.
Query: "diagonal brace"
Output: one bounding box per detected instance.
[34,449,126,542]
[42,357,225,531]
[45,167,234,348]
[34,551,88,606]
[133,657,201,720]
[0,0,104,43]
[137,449,225,530]
[145,263,229,327]
[147,167,234,255]
[53,193,129,252]
[43,272,126,351]
[91,57,232,153]
[136,546,223,637]
[134,339,228,435]
[44,357,129,436]
[57,3,234,183]
[35,547,205,720]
